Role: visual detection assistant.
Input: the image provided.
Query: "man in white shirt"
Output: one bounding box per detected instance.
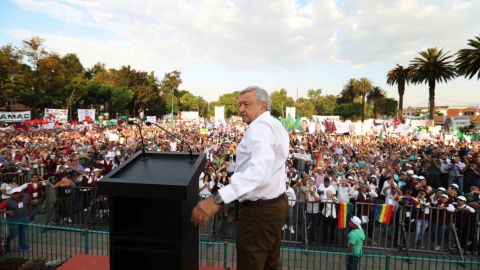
[191,86,289,270]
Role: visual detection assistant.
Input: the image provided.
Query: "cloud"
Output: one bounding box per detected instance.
[6,0,480,105]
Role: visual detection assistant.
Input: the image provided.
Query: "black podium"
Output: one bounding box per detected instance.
[98,151,206,270]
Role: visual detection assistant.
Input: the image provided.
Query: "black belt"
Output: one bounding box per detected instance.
[240,193,286,207]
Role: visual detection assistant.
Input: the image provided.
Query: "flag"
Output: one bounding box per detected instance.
[374,204,394,224]
[293,116,302,131]
[398,195,420,208]
[337,202,353,229]
[456,128,464,141]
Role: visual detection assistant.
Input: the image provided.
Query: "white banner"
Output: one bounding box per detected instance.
[215,106,225,123]
[77,109,96,122]
[179,111,199,121]
[44,108,68,124]
[285,107,296,119]
[146,116,157,124]
[0,111,31,122]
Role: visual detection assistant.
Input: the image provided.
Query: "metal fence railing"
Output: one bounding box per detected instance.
[2,185,479,258]
[1,220,479,270]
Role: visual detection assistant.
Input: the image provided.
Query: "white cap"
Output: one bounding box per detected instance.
[412,175,419,179]
[438,187,446,192]
[84,168,91,172]
[441,194,449,199]
[407,170,414,175]
[457,196,466,201]
[450,183,459,190]
[418,176,425,180]
[351,216,362,227]
[370,175,377,179]
[348,176,354,180]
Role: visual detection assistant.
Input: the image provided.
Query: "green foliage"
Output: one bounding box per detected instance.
[270,88,295,117]
[333,102,363,121]
[456,35,480,80]
[111,87,134,115]
[380,98,398,117]
[215,91,240,118]
[295,97,315,118]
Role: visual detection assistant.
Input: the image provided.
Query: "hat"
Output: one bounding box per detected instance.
[412,175,418,179]
[84,168,91,172]
[370,175,377,179]
[347,176,354,180]
[441,194,449,199]
[457,196,466,201]
[418,176,425,180]
[401,171,408,175]
[450,183,459,190]
[438,187,446,192]
[94,168,101,172]
[9,187,22,195]
[407,170,414,175]
[351,216,362,227]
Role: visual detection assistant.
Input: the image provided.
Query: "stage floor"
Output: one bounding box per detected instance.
[58,254,234,270]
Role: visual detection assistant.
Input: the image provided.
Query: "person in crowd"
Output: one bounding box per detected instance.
[414,189,430,247]
[453,195,475,252]
[22,173,48,221]
[347,216,365,270]
[306,177,320,243]
[447,154,466,193]
[283,180,296,234]
[0,188,32,252]
[321,190,338,243]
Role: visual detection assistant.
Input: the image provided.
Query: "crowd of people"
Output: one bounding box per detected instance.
[0,119,479,255]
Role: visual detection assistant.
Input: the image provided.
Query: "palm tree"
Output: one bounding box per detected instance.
[338,78,358,103]
[409,48,456,120]
[356,77,373,122]
[367,86,386,118]
[386,64,411,120]
[456,35,480,80]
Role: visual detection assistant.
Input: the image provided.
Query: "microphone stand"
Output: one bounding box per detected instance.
[127,120,147,160]
[145,121,194,161]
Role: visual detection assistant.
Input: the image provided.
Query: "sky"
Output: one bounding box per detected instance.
[0,0,479,106]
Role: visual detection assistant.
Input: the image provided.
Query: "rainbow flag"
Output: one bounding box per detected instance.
[374,204,394,224]
[337,202,353,229]
[398,195,420,208]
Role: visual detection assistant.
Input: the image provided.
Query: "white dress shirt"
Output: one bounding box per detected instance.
[218,111,289,204]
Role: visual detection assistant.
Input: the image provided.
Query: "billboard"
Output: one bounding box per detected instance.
[0,111,31,122]
[44,108,68,124]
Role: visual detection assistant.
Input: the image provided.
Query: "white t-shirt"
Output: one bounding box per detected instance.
[318,184,336,201]
[199,180,214,197]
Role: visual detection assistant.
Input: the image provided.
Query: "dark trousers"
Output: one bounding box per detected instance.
[237,195,288,270]
[346,255,360,270]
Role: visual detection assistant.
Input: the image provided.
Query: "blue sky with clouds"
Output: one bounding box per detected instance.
[1,0,479,106]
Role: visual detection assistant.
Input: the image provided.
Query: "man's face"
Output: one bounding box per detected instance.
[238,91,266,125]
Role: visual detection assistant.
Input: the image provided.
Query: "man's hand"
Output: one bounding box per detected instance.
[191,197,221,227]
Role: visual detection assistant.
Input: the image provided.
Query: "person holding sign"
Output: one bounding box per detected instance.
[0,188,32,252]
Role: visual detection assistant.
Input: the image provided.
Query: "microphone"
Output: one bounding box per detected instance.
[145,121,194,161]
[127,120,147,160]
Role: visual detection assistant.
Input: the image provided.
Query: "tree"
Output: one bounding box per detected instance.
[215,91,240,118]
[333,103,363,121]
[410,48,456,120]
[179,91,198,111]
[295,98,315,118]
[159,70,182,97]
[356,77,373,122]
[456,35,480,80]
[270,88,295,117]
[0,44,30,108]
[367,86,386,118]
[386,64,411,119]
[111,87,134,115]
[337,79,358,104]
[381,98,398,117]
